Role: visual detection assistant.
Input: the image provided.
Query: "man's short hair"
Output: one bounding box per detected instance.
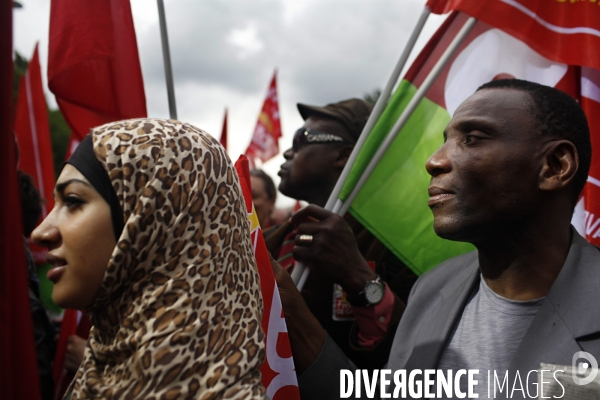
[250,169,277,201]
[477,79,591,202]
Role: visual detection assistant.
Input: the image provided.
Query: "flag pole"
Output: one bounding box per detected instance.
[337,17,477,217]
[157,0,177,119]
[293,15,478,288]
[293,6,432,287]
[325,6,432,213]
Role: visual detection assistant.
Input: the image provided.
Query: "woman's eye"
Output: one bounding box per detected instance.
[64,196,84,209]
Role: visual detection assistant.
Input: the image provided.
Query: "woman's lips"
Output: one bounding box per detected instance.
[46,265,66,284]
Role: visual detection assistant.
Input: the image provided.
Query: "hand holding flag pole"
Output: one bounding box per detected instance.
[292,10,478,289]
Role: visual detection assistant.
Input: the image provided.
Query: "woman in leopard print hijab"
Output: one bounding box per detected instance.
[33,119,265,399]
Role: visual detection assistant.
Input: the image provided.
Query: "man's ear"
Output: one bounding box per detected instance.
[332,145,354,169]
[539,140,578,191]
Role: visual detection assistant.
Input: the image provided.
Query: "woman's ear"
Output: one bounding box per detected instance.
[539,140,578,191]
[332,145,354,169]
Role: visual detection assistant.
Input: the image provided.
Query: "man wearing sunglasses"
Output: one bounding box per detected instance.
[265,98,418,373]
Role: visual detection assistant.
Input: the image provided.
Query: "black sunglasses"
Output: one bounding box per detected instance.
[292,128,352,152]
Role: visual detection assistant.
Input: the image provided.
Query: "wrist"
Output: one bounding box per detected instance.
[341,264,377,296]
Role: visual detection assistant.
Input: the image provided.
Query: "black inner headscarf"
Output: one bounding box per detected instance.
[66,134,124,240]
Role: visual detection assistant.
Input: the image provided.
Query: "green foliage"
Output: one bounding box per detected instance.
[48,110,70,177]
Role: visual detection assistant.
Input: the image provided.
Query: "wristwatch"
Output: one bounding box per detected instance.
[346,276,385,307]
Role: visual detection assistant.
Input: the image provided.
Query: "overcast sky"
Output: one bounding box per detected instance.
[13,0,446,207]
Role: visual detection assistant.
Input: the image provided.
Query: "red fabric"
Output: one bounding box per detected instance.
[220,108,228,151]
[52,310,91,400]
[48,0,147,141]
[245,71,282,163]
[0,2,41,399]
[428,0,600,71]
[14,44,56,219]
[235,155,300,400]
[352,283,394,348]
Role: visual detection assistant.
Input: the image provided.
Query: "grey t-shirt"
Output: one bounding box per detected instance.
[437,275,544,399]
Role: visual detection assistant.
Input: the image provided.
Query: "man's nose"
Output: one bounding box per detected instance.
[425,142,451,178]
[282,147,294,160]
[31,211,60,249]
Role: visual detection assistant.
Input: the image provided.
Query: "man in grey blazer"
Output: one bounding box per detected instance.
[272,79,600,399]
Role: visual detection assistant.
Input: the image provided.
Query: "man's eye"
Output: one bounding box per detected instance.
[465,134,477,144]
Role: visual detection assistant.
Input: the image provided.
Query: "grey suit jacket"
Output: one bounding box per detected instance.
[299,230,600,399]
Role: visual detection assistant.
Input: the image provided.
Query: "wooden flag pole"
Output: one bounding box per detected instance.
[157,0,177,120]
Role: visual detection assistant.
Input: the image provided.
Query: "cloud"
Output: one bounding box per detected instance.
[13,0,446,206]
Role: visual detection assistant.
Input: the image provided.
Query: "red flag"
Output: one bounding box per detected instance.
[427,0,600,71]
[52,310,92,400]
[234,155,300,400]
[0,2,42,399]
[48,0,147,143]
[245,71,282,163]
[220,108,228,151]
[14,44,55,220]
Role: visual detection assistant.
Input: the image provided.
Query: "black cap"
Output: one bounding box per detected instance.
[297,98,373,144]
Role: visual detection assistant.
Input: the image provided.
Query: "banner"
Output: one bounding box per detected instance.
[342,11,600,275]
[428,0,600,71]
[234,155,300,400]
[14,44,55,220]
[245,71,282,164]
[0,1,41,397]
[48,0,147,144]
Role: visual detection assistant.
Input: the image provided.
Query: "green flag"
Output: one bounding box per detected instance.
[341,13,475,275]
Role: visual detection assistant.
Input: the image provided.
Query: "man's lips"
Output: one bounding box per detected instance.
[428,186,456,207]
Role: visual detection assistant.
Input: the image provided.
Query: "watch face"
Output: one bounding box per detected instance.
[364,281,384,304]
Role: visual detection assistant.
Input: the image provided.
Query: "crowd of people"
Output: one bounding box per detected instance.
[18,78,600,399]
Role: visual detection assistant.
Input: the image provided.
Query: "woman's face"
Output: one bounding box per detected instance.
[31,164,116,310]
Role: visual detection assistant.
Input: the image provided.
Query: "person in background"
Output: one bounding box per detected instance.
[265,98,418,373]
[32,119,265,399]
[250,169,277,229]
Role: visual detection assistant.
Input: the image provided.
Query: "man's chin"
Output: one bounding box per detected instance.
[432,220,472,242]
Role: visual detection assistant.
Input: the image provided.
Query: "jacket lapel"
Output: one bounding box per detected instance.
[404,257,480,371]
[507,230,600,398]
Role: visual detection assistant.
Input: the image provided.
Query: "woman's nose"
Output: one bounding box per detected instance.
[31,212,60,249]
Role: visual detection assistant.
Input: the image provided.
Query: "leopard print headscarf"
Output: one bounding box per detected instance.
[70,119,265,399]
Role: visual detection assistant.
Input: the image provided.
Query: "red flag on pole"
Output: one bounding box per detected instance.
[234,155,300,400]
[245,71,282,164]
[220,108,228,151]
[48,0,147,148]
[14,44,55,220]
[427,0,600,71]
[0,2,42,399]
